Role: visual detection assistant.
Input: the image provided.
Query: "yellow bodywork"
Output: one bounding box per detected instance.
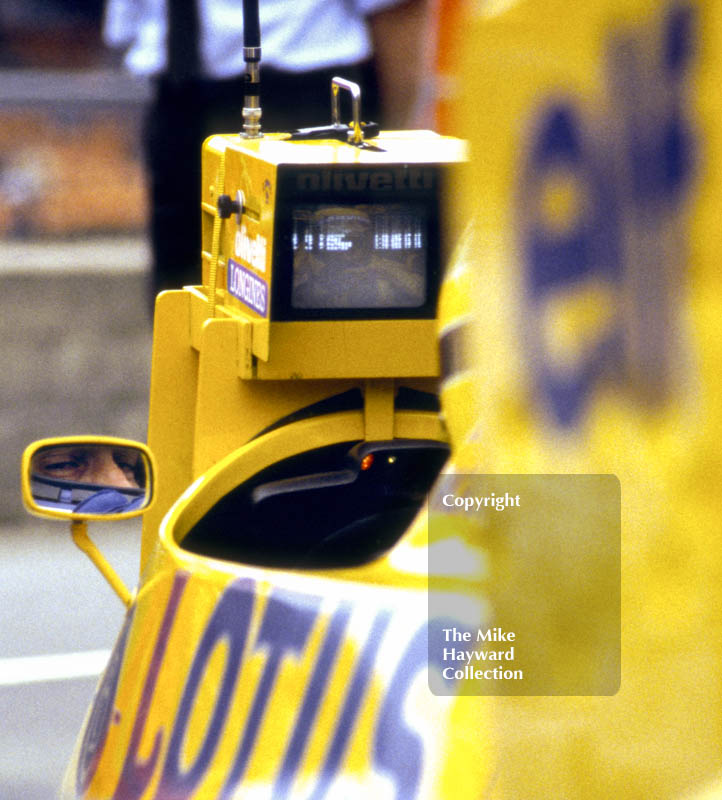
[61,125,489,798]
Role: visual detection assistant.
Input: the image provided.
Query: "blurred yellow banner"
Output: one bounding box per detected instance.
[439,0,722,797]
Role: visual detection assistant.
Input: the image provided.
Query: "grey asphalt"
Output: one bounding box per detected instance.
[1,237,152,798]
[0,520,141,799]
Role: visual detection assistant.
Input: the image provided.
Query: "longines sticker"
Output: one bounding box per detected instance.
[228,258,268,317]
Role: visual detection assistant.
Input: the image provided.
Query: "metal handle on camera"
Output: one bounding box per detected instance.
[331,78,364,145]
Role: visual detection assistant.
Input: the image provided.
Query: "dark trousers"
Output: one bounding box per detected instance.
[144,61,380,301]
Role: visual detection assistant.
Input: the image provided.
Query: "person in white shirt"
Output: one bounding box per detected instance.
[103,0,428,302]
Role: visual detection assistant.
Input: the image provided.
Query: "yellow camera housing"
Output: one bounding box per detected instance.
[199,129,464,378]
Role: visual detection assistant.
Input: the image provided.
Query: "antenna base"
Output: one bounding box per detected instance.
[242,105,263,139]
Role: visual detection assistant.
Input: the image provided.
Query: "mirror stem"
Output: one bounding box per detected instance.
[71,521,133,608]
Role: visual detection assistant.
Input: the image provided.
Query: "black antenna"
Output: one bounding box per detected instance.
[242,0,262,138]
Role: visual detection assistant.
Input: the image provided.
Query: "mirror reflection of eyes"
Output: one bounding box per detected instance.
[32,446,144,489]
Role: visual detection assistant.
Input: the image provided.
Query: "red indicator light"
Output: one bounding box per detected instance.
[360,454,374,471]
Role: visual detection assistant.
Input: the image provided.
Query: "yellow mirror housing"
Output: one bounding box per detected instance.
[21,436,156,522]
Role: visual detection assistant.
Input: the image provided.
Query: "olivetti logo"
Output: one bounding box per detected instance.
[296,167,435,192]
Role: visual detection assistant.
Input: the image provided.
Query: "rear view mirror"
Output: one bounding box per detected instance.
[22,436,155,521]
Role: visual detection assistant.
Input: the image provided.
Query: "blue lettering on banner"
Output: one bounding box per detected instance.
[228,258,268,316]
[521,101,624,428]
[519,3,696,427]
